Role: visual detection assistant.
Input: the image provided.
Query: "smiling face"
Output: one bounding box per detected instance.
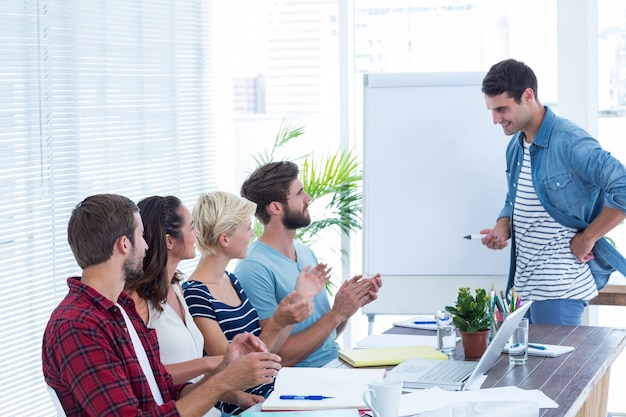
[224,217,255,260]
[484,89,533,137]
[280,179,312,230]
[168,204,198,262]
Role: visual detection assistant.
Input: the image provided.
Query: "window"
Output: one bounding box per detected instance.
[0,1,214,414]
[598,0,626,251]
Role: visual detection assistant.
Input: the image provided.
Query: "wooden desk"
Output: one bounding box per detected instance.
[328,325,626,417]
[589,284,626,306]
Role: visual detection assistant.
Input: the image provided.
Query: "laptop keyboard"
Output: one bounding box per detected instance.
[417,360,476,382]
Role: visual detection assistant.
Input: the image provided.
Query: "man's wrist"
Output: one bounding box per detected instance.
[326,308,346,328]
[204,369,235,397]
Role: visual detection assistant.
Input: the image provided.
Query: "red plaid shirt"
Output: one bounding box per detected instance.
[42,277,188,416]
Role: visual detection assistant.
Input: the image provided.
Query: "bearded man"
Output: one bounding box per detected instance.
[234,161,382,367]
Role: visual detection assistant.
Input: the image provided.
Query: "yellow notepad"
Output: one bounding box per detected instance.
[338,345,448,367]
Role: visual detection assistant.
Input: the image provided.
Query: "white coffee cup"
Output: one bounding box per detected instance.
[362,378,402,417]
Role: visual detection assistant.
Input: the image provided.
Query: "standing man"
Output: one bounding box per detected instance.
[480,58,626,325]
[234,161,382,367]
[42,194,281,416]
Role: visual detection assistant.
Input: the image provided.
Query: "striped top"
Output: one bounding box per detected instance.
[182,272,271,415]
[512,140,597,301]
[183,272,261,340]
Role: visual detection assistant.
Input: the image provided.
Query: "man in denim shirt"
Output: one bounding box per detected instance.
[479,59,626,325]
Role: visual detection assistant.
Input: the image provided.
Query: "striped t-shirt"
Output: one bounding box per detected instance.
[182,272,271,415]
[512,140,597,301]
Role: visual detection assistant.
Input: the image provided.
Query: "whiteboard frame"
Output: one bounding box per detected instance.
[361,72,510,318]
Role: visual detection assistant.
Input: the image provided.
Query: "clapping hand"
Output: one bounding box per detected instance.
[331,273,382,320]
[295,263,332,300]
[219,333,282,391]
[273,290,314,327]
[223,332,268,364]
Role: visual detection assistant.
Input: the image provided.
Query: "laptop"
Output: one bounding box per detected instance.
[386,300,532,391]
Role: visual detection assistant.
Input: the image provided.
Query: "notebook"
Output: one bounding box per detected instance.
[386,300,533,391]
[503,342,575,357]
[261,367,385,411]
[338,345,447,367]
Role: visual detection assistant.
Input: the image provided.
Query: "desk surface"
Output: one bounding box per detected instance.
[328,324,626,417]
[589,283,626,306]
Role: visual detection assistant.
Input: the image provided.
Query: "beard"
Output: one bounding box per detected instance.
[282,204,311,230]
[123,245,145,282]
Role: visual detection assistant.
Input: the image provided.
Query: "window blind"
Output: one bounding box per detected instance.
[0,1,214,414]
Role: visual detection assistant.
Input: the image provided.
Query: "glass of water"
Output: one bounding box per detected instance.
[509,318,529,365]
[436,310,456,354]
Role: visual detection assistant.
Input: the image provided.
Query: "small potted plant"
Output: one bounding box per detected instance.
[445,287,492,358]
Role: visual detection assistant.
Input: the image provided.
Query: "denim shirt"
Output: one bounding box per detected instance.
[498,106,626,291]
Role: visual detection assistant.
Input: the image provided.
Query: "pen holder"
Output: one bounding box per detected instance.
[488,310,504,344]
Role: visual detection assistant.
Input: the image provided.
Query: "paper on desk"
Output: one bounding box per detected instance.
[393,316,438,331]
[398,386,558,416]
[262,367,386,411]
[412,401,539,417]
[356,334,441,349]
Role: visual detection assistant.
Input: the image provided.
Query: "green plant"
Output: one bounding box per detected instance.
[445,287,492,333]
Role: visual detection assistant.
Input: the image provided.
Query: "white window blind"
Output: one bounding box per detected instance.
[0,1,214,415]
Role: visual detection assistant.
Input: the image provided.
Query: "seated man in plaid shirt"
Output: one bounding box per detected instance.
[42,193,282,417]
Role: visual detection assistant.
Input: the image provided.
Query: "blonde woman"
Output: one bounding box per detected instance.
[183,191,328,415]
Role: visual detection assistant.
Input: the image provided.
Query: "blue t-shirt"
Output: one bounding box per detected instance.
[233,240,338,368]
[182,272,271,415]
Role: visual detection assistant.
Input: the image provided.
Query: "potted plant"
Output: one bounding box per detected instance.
[445,287,492,358]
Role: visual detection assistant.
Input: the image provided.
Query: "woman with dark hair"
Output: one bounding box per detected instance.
[125,196,244,416]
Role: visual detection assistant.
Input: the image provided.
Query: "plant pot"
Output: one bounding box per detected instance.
[460,329,490,358]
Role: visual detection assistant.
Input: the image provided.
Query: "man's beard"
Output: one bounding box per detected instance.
[282,204,311,230]
[123,245,144,282]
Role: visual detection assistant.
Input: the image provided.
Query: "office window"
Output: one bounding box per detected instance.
[0,1,214,414]
[598,0,626,251]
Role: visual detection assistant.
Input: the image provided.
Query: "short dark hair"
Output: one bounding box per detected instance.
[240,161,299,224]
[67,194,138,269]
[124,195,184,312]
[481,59,538,103]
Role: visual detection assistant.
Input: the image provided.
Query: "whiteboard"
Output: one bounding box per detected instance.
[362,72,510,316]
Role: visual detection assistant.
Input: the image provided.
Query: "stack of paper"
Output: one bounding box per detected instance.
[355,334,439,348]
[413,401,539,417]
[339,345,447,367]
[242,410,360,417]
[261,367,385,411]
[397,386,557,416]
[393,315,438,330]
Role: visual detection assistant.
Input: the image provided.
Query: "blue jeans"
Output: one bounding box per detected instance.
[528,299,588,325]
